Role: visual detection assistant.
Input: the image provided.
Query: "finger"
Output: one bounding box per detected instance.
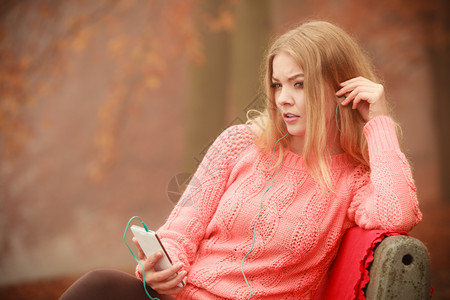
[352,92,372,109]
[149,262,184,284]
[336,85,367,104]
[336,84,356,105]
[132,237,146,260]
[338,93,352,106]
[154,282,185,296]
[143,251,164,272]
[338,81,377,95]
[335,84,353,98]
[337,77,377,97]
[339,87,360,106]
[152,270,187,294]
[340,85,379,107]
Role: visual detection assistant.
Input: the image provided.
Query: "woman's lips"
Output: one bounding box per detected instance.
[283,113,299,123]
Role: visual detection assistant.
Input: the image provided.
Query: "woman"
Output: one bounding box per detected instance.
[60,20,422,300]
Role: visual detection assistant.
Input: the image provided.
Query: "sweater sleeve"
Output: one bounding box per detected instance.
[156,125,254,272]
[347,116,422,231]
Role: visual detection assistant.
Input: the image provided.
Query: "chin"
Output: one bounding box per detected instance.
[287,129,306,136]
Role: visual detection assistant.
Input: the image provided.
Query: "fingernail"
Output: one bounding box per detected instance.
[180,270,187,276]
[176,262,184,268]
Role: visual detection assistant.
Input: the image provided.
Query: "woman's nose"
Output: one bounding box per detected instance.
[277,89,294,106]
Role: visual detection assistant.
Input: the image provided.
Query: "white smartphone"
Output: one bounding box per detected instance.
[130,225,183,287]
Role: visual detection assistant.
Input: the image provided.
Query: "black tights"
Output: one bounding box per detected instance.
[59,269,176,300]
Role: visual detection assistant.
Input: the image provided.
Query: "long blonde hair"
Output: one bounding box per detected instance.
[249,20,382,190]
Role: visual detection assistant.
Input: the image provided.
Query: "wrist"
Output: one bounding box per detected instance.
[364,116,401,153]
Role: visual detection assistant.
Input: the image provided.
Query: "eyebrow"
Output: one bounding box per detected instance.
[272,73,305,81]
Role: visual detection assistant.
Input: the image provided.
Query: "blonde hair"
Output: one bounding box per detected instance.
[249,20,383,190]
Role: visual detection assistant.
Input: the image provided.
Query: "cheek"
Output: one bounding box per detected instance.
[273,95,282,109]
[269,98,279,114]
[295,95,307,113]
[273,91,280,103]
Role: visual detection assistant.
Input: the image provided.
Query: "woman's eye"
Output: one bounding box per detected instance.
[294,82,304,88]
[271,83,281,89]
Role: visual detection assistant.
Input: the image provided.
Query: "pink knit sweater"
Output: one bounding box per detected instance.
[157,116,422,299]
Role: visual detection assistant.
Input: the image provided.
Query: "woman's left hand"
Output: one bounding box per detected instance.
[336,76,389,122]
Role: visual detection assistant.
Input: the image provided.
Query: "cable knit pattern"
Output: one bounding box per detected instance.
[156,117,422,299]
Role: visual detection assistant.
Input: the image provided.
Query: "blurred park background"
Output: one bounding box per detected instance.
[0,0,449,299]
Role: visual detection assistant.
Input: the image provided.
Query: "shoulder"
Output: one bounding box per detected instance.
[206,124,256,162]
[215,123,255,152]
[218,124,255,141]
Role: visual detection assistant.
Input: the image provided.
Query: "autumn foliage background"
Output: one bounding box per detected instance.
[1,0,449,299]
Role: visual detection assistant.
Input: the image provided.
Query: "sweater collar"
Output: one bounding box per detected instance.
[281,149,355,170]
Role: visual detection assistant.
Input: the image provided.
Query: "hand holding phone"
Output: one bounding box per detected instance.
[131,225,184,288]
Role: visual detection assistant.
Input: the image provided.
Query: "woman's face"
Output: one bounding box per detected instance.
[271,51,307,139]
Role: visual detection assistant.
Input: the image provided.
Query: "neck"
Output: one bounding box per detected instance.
[327,124,344,155]
[287,133,343,156]
[327,143,344,155]
[288,135,305,155]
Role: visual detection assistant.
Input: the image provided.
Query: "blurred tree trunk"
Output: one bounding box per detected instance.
[229,0,271,123]
[184,0,271,172]
[184,1,231,171]
[428,0,450,202]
